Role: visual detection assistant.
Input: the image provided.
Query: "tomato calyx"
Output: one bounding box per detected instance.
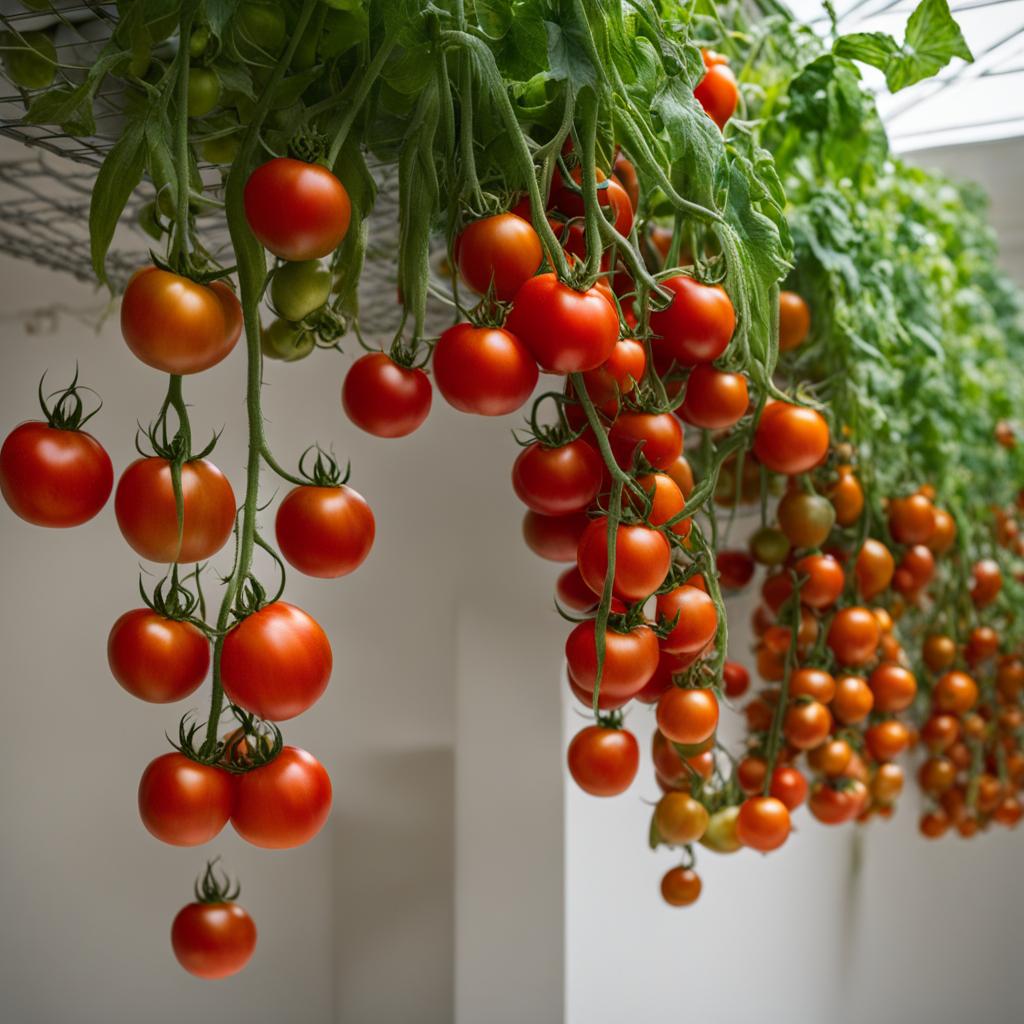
[294,444,350,487]
[192,858,241,905]
[515,391,589,450]
[148,249,236,288]
[287,125,330,166]
[37,367,103,432]
[175,707,283,774]
[139,565,209,631]
[232,571,284,620]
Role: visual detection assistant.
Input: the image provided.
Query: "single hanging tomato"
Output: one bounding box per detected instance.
[679,364,749,429]
[115,457,236,563]
[172,900,257,980]
[656,585,718,654]
[121,267,242,375]
[506,273,618,373]
[656,687,718,745]
[888,493,935,545]
[512,438,602,516]
[635,472,691,538]
[576,517,671,601]
[138,752,233,846]
[694,60,738,130]
[108,609,209,703]
[456,213,543,301]
[970,558,1003,608]
[221,602,332,721]
[608,411,683,470]
[856,539,895,599]
[776,490,835,549]
[275,484,375,578]
[581,337,646,413]
[342,353,432,438]
[661,867,702,906]
[778,291,811,351]
[655,792,709,844]
[649,276,735,365]
[567,725,639,796]
[565,620,660,701]
[736,796,790,851]
[793,553,844,608]
[770,766,808,811]
[753,401,829,475]
[433,323,538,416]
[827,607,880,667]
[722,660,750,697]
[231,746,332,849]
[244,157,351,260]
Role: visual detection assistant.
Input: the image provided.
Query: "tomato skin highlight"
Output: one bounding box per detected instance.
[138,752,233,846]
[121,267,242,375]
[433,323,538,416]
[342,353,432,438]
[0,421,112,527]
[576,517,672,601]
[221,602,332,722]
[512,439,602,516]
[753,402,829,475]
[456,213,542,302]
[567,725,639,796]
[275,484,375,579]
[649,275,735,366]
[244,157,351,261]
[108,609,209,703]
[115,457,236,563]
[172,902,257,980]
[506,273,618,373]
[231,746,332,849]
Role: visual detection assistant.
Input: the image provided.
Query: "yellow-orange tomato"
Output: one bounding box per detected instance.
[778,291,811,351]
[831,674,874,724]
[921,713,960,752]
[868,662,917,713]
[654,792,710,845]
[661,866,702,906]
[888,493,935,545]
[829,468,864,526]
[808,738,852,776]
[864,720,910,761]
[872,763,904,804]
[789,667,836,704]
[856,539,895,599]
[934,671,978,715]
[927,508,957,554]
[827,607,880,667]
[923,634,956,672]
[782,700,832,750]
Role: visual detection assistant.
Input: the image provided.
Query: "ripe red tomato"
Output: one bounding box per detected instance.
[456,213,542,302]
[928,508,957,553]
[506,273,618,373]
[790,666,836,703]
[970,558,1003,608]
[864,720,910,761]
[722,660,750,697]
[680,364,748,429]
[753,402,829,475]
[635,472,691,538]
[581,337,646,412]
[555,565,598,612]
[567,725,639,796]
[829,467,864,525]
[831,674,874,724]
[432,323,537,416]
[231,746,332,849]
[656,687,719,745]
[694,59,738,130]
[221,602,332,721]
[649,275,735,365]
[856,538,895,599]
[1,421,112,527]
[522,509,589,561]
[778,291,811,351]
[121,267,242,375]
[656,585,718,654]
[172,901,257,979]
[783,700,832,750]
[808,782,862,825]
[717,549,755,589]
[138,752,233,846]
[894,544,935,594]
[512,438,603,516]
[888,493,935,545]
[115,457,236,563]
[934,671,978,715]
[661,866,702,906]
[244,157,351,260]
[565,620,659,701]
[609,411,683,470]
[576,516,671,601]
[275,484,374,578]
[794,553,844,608]
[770,765,808,811]
[827,606,880,667]
[108,608,209,703]
[736,795,790,851]
[342,353,432,437]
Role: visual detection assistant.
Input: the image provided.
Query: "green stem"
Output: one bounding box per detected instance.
[325,37,398,167]
[171,3,196,266]
[762,575,803,791]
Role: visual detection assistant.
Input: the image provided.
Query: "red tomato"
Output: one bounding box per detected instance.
[275,484,375,578]
[108,608,209,703]
[656,687,719,745]
[722,660,750,698]
[856,539,895,599]
[115,457,236,563]
[783,700,832,750]
[717,549,755,589]
[567,669,630,711]
[581,337,646,412]
[661,866,702,906]
[512,439,603,515]
[121,267,242,375]
[827,607,880,667]
[1,421,112,527]
[934,671,978,715]
[522,509,589,561]
[567,725,639,796]
[576,517,671,601]
[888,493,935,545]
[770,765,808,811]
[172,902,256,980]
[342,353,432,438]
[680,364,748,429]
[649,276,735,365]
[138,752,233,846]
[793,553,844,608]
[808,782,862,825]
[231,746,332,849]
[506,273,619,373]
[221,602,332,721]
[456,213,542,301]
[635,472,691,538]
[778,291,811,351]
[970,558,1003,608]
[565,620,660,701]
[432,323,538,416]
[556,566,597,612]
[609,411,683,470]
[753,402,829,475]
[694,62,738,130]
[736,796,790,851]
[244,157,351,260]
[656,585,718,654]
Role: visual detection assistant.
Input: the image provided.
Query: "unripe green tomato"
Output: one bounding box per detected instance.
[271,261,332,322]
[700,805,742,853]
[749,525,791,566]
[189,25,210,58]
[261,320,315,362]
[201,133,241,165]
[2,31,56,89]
[233,1,286,61]
[187,67,220,118]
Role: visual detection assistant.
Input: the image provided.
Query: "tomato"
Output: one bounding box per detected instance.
[456,213,542,302]
[649,276,735,366]
[665,454,695,499]
[656,585,718,655]
[831,674,874,724]
[0,421,112,528]
[894,544,935,595]
[121,267,242,375]
[172,901,256,979]
[793,553,844,608]
[115,457,236,563]
[581,337,646,413]
[919,756,956,794]
[777,490,835,549]
[565,620,659,701]
[701,805,742,853]
[655,792,709,844]
[270,260,332,321]
[970,558,1003,608]
[928,508,957,554]
[808,738,852,776]
[656,687,718,745]
[661,866,702,906]
[261,319,315,362]
[868,663,916,713]
[736,796,790,851]
[342,353,432,438]
[609,411,683,470]
[679,364,748,429]
[2,30,57,89]
[233,0,286,59]
[872,762,905,804]
[808,782,861,825]
[231,746,331,848]
[567,726,638,796]
[770,765,808,811]
[512,439,602,516]
[783,700,831,750]
[829,468,864,527]
[855,539,895,599]
[722,660,750,698]
[576,517,671,601]
[921,713,960,752]
[778,291,811,351]
[433,323,538,416]
[864,720,910,761]
[789,667,836,703]
[753,402,829,475]
[994,795,1023,828]
[555,566,597,612]
[717,549,755,589]
[827,607,880,667]
[506,273,618,373]
[187,67,220,117]
[934,671,978,715]
[635,472,691,538]
[221,602,332,721]
[275,484,374,579]
[749,526,790,567]
[923,633,956,671]
[244,158,350,260]
[965,625,999,665]
[138,753,233,846]
[694,62,738,130]
[108,609,209,703]
[888,493,935,545]
[522,509,589,561]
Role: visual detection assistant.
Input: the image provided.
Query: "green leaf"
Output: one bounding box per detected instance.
[887,0,973,91]
[321,7,369,58]
[833,31,899,69]
[545,19,598,91]
[204,0,241,36]
[215,60,255,100]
